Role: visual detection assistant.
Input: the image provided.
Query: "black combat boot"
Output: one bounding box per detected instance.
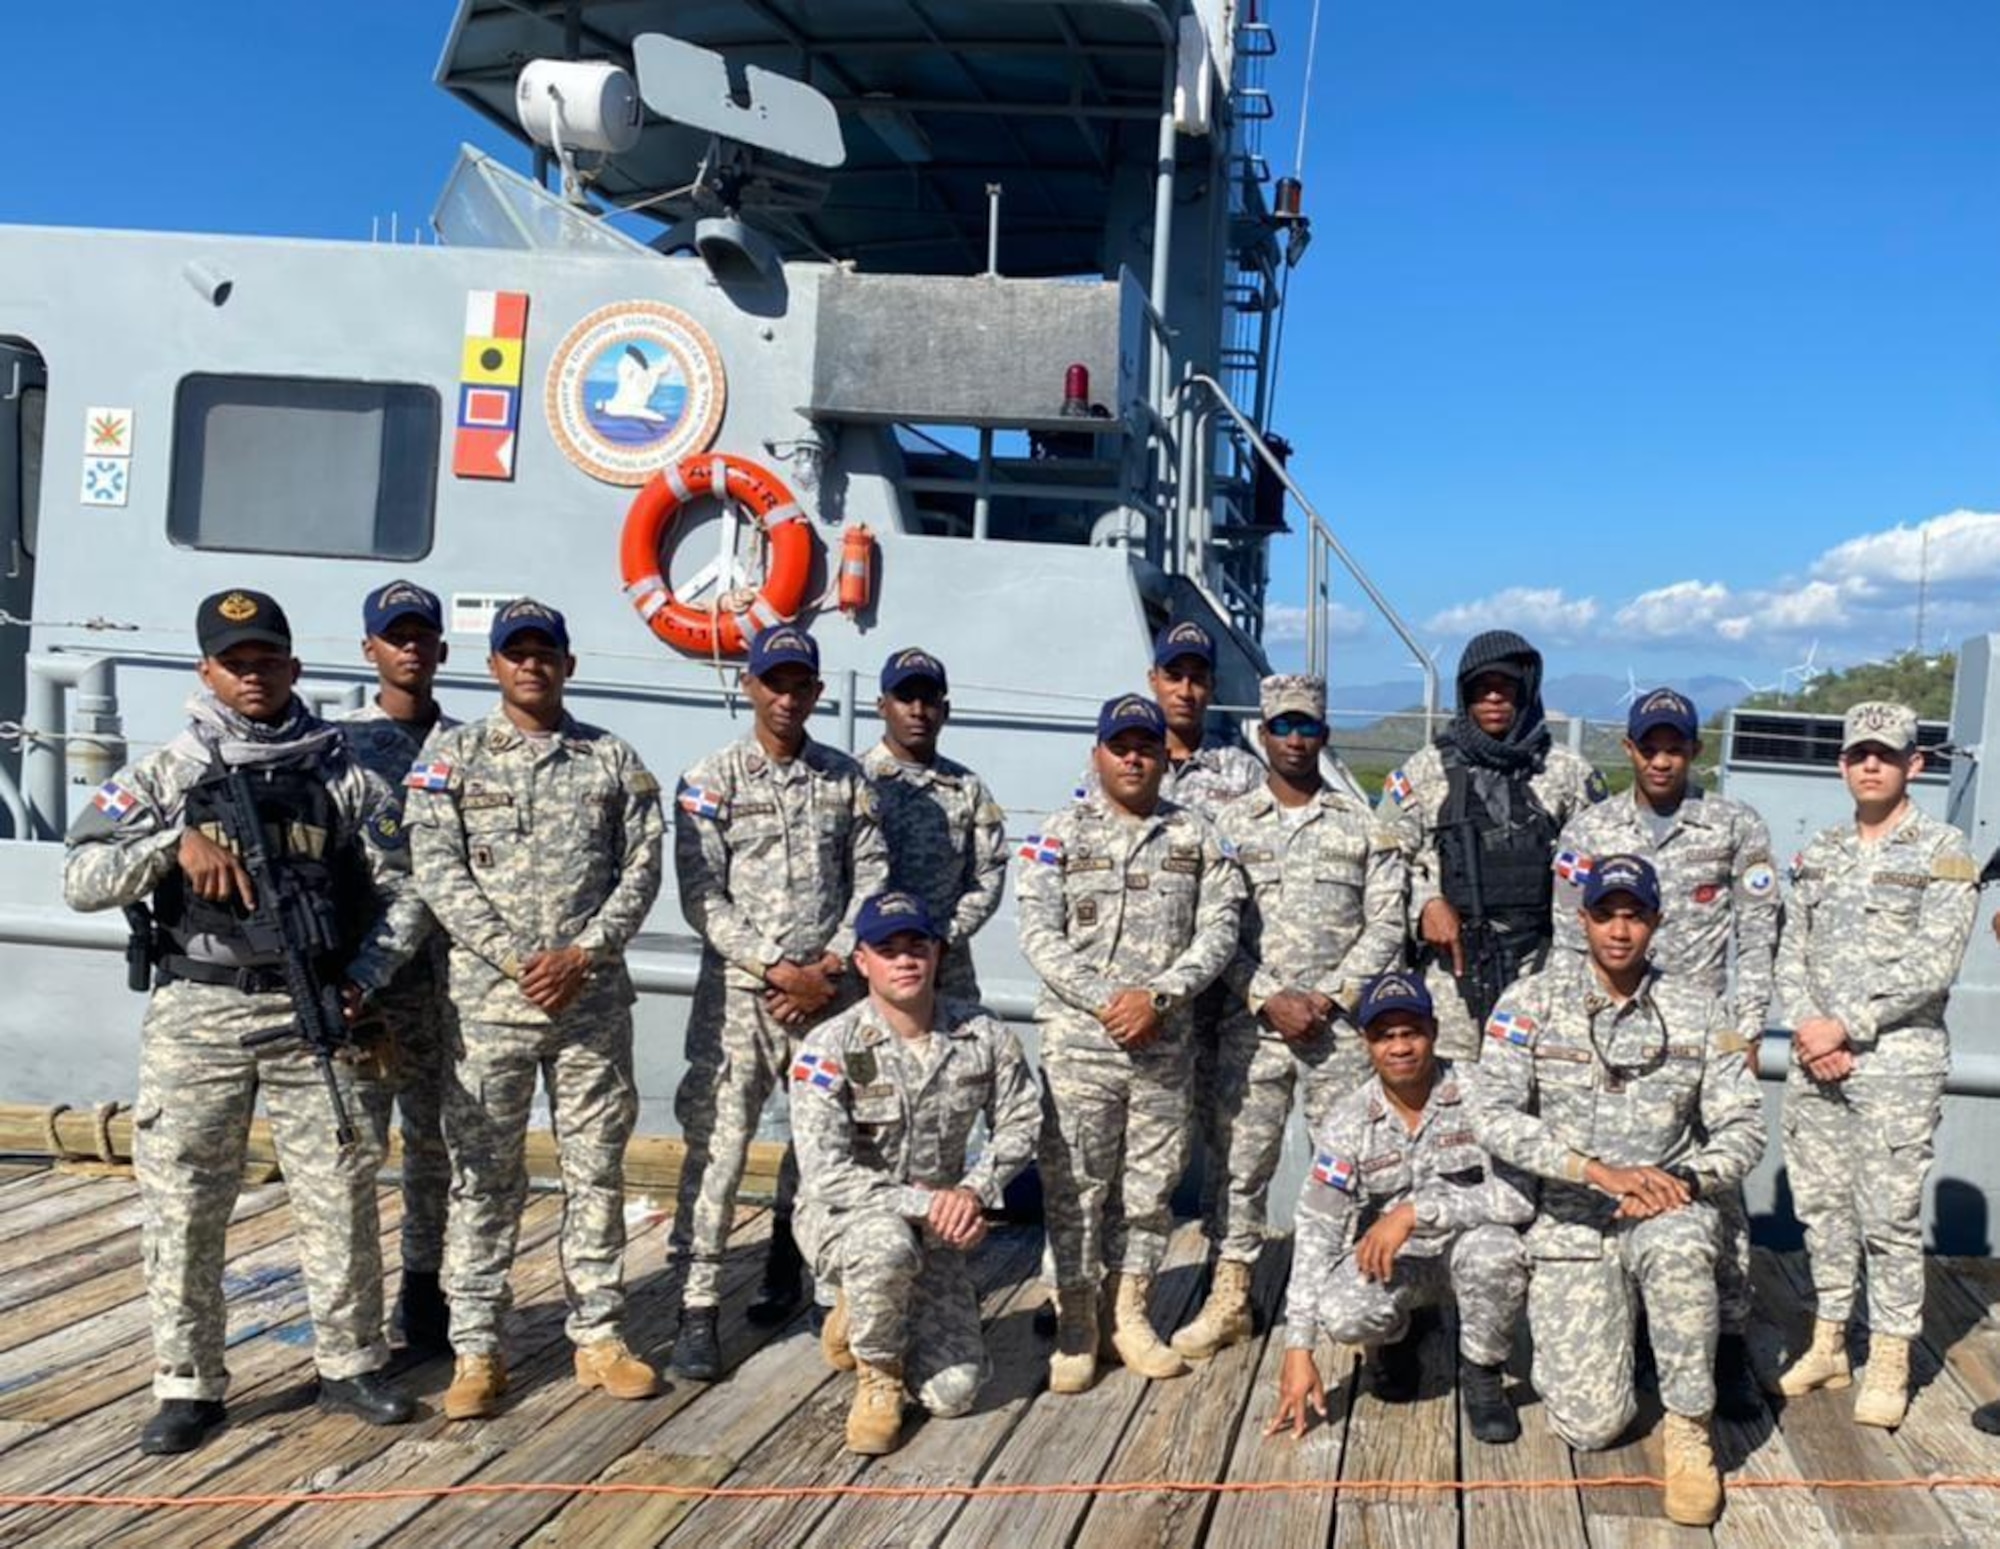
[1463,1361,1519,1444]
[1371,1332,1423,1403]
[138,1399,227,1455]
[1713,1332,1762,1422]
[1972,1398,2000,1435]
[318,1371,415,1426]
[673,1305,722,1381]
[745,1216,805,1327]
[398,1271,451,1359]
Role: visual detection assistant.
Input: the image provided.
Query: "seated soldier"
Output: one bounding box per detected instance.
[791,891,1041,1455]
[1267,972,1530,1445]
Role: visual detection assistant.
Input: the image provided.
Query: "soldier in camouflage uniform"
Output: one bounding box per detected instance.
[1020,694,1245,1392]
[335,580,458,1357]
[1268,973,1529,1444]
[861,648,1008,1002]
[65,590,423,1455]
[1471,854,1765,1528]
[668,624,890,1377]
[791,891,1040,1454]
[1774,701,1976,1430]
[1549,686,1780,1419]
[405,598,665,1419]
[1173,673,1406,1362]
[1383,630,1606,1061]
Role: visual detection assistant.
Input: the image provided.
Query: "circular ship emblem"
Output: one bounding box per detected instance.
[544,301,727,485]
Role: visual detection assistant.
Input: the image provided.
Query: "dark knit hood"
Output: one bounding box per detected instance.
[1444,630,1551,771]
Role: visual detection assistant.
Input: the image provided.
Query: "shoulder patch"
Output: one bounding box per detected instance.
[1384,768,1414,807]
[1019,833,1064,866]
[1485,1009,1538,1047]
[1554,849,1594,884]
[405,760,453,793]
[1310,1151,1357,1193]
[1934,852,1977,884]
[790,1050,844,1094]
[676,780,728,821]
[628,770,661,799]
[1584,769,1610,803]
[366,810,408,851]
[89,781,142,824]
[1742,862,1776,896]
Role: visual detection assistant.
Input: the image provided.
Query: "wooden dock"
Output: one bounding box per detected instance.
[3,1159,2000,1546]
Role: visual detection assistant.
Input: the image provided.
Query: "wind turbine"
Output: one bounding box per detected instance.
[1783,639,1822,697]
[1610,667,1643,713]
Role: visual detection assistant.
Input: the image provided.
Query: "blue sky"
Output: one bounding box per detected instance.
[6,2,1997,693]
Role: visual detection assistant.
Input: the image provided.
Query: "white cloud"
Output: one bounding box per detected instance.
[1613,580,1749,642]
[1262,600,1367,644]
[1425,587,1600,641]
[1814,508,2000,591]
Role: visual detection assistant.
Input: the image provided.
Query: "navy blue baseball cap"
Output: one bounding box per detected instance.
[880,646,947,695]
[748,623,820,678]
[1357,971,1436,1030]
[489,597,569,653]
[1153,619,1217,669]
[1628,688,1698,742]
[1097,694,1167,744]
[363,580,443,638]
[854,889,943,946]
[1582,852,1662,912]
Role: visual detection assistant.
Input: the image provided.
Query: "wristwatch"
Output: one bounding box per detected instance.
[1150,990,1175,1014]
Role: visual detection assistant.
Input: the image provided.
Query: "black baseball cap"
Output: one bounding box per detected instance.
[197,590,291,656]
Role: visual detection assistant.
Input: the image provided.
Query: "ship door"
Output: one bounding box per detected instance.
[0,340,45,834]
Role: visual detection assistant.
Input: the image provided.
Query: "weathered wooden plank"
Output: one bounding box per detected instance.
[0,1170,113,1242]
[1574,1420,1707,1549]
[1463,1327,1588,1549]
[943,1225,1210,1549]
[0,1162,53,1188]
[1071,1240,1294,1549]
[1330,1306,1460,1549]
[1710,1273,1842,1549]
[1204,1319,1355,1549]
[1752,1251,1958,1547]
[273,1434,511,1549]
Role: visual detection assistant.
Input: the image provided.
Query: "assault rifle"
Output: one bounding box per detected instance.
[1433,809,1513,1029]
[122,903,158,992]
[213,767,359,1149]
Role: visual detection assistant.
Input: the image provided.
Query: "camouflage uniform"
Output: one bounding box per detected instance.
[1209,783,1406,1262]
[337,702,458,1277]
[1469,955,1766,1447]
[1777,805,1975,1339]
[1552,786,1780,1335]
[1284,1063,1531,1362]
[791,996,1040,1412]
[861,741,1009,1001]
[404,709,663,1353]
[669,733,889,1307]
[1017,793,1245,1287]
[64,701,421,1401]
[1382,742,1604,1061]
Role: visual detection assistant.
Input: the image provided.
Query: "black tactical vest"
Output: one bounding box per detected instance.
[1435,742,1560,935]
[152,759,366,965]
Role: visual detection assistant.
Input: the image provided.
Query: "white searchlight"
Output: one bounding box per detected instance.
[514,59,643,204]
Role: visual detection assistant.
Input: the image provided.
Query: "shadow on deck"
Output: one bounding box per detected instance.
[2,1161,2000,1546]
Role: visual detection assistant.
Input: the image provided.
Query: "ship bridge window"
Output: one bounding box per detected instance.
[168,375,438,559]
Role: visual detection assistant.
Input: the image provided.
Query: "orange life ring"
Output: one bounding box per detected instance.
[618,454,814,656]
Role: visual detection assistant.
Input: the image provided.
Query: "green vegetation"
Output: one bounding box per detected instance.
[1740,651,1956,720]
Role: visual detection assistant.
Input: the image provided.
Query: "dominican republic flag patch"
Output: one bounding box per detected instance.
[1386,768,1414,806]
[91,781,139,821]
[1486,1010,1537,1047]
[404,761,452,792]
[1554,850,1595,884]
[1311,1152,1357,1193]
[791,1051,843,1093]
[677,782,726,820]
[1019,834,1064,866]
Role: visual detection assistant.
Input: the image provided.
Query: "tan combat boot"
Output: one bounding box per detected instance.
[821,1290,857,1372]
[846,1358,906,1455]
[442,1352,508,1420]
[1171,1258,1254,1361]
[1776,1318,1851,1396]
[1853,1335,1912,1429]
[1048,1284,1100,1394]
[1661,1411,1723,1526]
[1108,1273,1190,1380]
[574,1337,661,1400]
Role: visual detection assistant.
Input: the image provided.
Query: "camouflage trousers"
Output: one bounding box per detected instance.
[1039,1014,1192,1288]
[133,980,392,1401]
[668,971,806,1308]
[1712,1185,1752,1336]
[369,968,453,1276]
[802,1206,988,1416]
[1528,1204,1719,1449]
[440,999,638,1353]
[1315,1223,1528,1367]
[1782,1063,1944,1339]
[1206,1010,1367,1263]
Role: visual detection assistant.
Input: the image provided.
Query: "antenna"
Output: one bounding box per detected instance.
[632,34,846,168]
[1915,526,1930,655]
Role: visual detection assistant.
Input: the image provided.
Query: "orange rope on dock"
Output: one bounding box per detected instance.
[9,1474,2000,1512]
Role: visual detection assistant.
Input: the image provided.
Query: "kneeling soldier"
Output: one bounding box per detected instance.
[791,891,1040,1454]
[1268,973,1529,1445]
[1471,855,1765,1528]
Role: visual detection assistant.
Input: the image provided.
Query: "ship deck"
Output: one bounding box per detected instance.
[3,1161,2000,1547]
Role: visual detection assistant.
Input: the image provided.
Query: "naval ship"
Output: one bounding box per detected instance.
[5,4,2000,1540]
